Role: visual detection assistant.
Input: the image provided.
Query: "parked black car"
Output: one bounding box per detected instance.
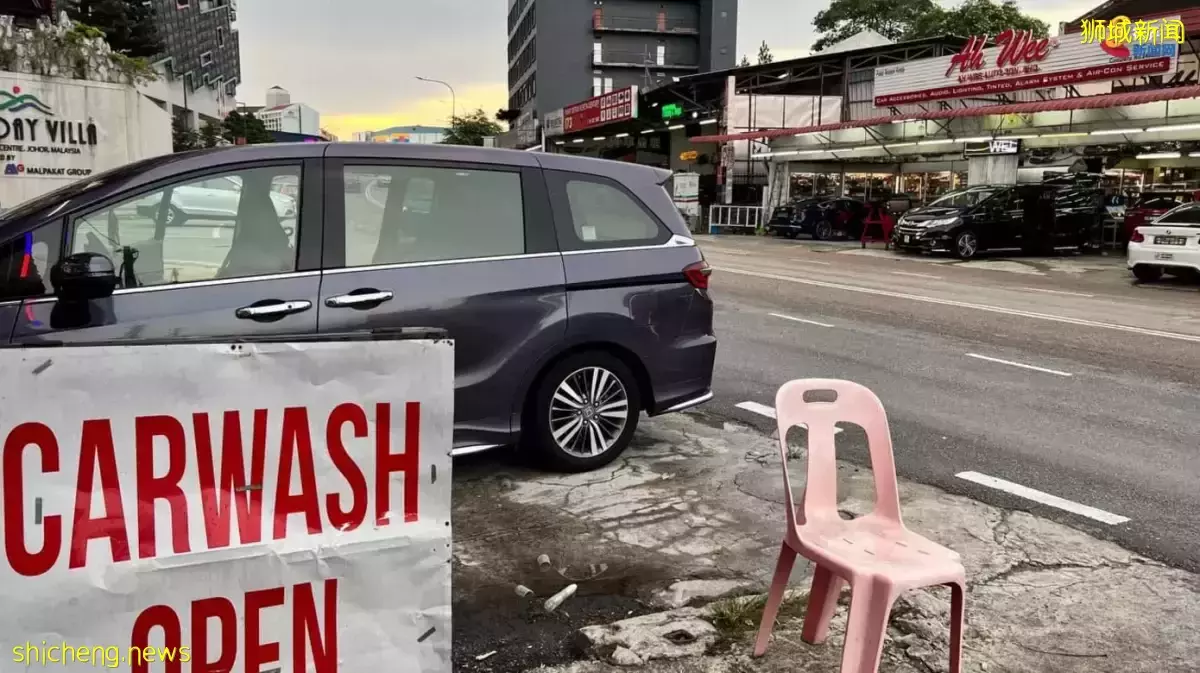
[0,143,716,472]
[892,184,1099,259]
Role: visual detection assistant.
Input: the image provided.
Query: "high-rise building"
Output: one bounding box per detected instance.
[507,0,737,121]
[146,0,240,127]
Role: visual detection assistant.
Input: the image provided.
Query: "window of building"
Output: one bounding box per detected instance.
[559,177,664,246]
[200,51,213,67]
[594,41,603,64]
[656,45,666,66]
[0,221,63,302]
[342,165,525,267]
[68,166,301,288]
[176,0,190,8]
[217,28,225,47]
[604,77,613,93]
[593,77,603,97]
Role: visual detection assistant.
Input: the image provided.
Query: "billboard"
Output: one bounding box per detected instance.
[563,86,638,134]
[873,25,1180,107]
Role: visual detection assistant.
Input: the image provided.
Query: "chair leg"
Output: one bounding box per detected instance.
[801,564,845,645]
[753,543,798,657]
[839,579,895,673]
[947,580,966,673]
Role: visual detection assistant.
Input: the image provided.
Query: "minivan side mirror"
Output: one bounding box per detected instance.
[50,252,119,301]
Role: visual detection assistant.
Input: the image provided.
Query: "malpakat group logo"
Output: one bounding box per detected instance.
[0,86,54,115]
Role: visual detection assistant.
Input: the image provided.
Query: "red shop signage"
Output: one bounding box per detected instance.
[563,86,640,134]
[946,29,1058,78]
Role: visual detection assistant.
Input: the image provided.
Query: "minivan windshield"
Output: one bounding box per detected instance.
[927,186,1004,209]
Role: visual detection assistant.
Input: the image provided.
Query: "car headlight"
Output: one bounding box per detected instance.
[922,217,960,229]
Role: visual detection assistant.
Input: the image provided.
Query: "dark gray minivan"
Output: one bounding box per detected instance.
[0,143,715,471]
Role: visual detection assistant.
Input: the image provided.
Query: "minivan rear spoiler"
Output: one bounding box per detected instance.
[653,167,674,186]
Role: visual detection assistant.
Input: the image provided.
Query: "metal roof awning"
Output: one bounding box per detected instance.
[690,85,1200,144]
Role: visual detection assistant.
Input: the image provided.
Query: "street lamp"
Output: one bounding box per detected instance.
[416,76,456,122]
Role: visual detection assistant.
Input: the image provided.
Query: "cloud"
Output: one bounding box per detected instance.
[321,82,509,139]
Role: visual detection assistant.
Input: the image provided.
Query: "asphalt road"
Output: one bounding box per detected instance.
[698,235,1200,571]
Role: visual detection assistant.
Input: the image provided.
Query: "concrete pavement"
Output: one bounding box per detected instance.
[452,411,1200,672]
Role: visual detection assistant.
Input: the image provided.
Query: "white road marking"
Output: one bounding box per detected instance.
[1021,287,1096,298]
[890,270,943,280]
[735,401,845,434]
[955,471,1130,525]
[965,353,1074,377]
[791,258,832,266]
[713,265,1200,344]
[770,312,835,328]
[711,249,751,256]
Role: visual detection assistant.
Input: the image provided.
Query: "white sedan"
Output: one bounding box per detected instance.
[1127,202,1200,282]
[134,176,297,225]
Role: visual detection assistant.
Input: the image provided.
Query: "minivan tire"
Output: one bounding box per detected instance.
[525,351,642,472]
[953,230,979,260]
[813,222,833,241]
[1132,265,1163,283]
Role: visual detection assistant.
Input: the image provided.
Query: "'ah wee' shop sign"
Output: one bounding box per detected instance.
[0,338,453,672]
[873,24,1180,107]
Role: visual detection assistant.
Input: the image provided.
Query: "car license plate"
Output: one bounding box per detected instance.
[903,235,912,243]
[1154,236,1187,246]
[1155,252,1174,260]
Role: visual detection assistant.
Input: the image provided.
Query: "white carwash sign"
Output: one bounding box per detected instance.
[873,25,1180,108]
[0,338,453,672]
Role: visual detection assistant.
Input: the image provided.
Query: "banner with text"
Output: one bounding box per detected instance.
[0,338,453,672]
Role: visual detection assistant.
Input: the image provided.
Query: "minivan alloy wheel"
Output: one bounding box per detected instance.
[549,366,629,457]
[956,231,978,259]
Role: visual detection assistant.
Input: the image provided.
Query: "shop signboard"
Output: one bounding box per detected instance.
[542,108,565,138]
[562,86,639,134]
[873,23,1181,107]
[673,171,700,217]
[964,138,1022,156]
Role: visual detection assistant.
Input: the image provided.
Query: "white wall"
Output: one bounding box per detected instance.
[137,64,236,129]
[0,72,172,209]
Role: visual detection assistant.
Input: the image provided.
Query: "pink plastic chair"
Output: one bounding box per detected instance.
[753,379,966,673]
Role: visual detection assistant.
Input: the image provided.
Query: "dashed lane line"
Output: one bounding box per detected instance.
[713,265,1200,344]
[735,401,844,434]
[890,270,944,280]
[1021,287,1096,298]
[965,353,1074,377]
[956,471,1130,525]
[770,312,835,328]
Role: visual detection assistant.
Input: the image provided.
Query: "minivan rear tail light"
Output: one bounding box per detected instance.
[1131,228,1145,243]
[684,261,712,290]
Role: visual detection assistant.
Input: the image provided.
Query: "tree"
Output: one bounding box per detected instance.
[739,55,752,67]
[221,110,273,145]
[171,118,198,153]
[198,120,223,148]
[906,0,1049,40]
[495,108,522,128]
[757,40,774,65]
[811,0,1046,51]
[63,0,163,58]
[442,108,504,146]
[812,0,938,51]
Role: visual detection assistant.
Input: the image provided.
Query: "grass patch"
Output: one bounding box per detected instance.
[709,590,810,637]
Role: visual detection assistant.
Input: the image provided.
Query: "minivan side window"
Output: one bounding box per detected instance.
[68,165,301,289]
[558,177,665,247]
[0,221,63,302]
[342,165,525,267]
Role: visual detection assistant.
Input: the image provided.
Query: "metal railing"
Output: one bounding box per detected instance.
[595,50,699,68]
[594,15,700,33]
[708,205,763,234]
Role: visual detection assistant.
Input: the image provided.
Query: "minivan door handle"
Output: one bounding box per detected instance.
[325,290,394,309]
[235,300,313,320]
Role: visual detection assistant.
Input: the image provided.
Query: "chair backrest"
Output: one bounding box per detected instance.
[774,379,902,529]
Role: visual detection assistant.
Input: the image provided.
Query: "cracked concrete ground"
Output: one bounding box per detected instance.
[453,410,1200,672]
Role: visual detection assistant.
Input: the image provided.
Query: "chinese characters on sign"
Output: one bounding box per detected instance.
[563,86,639,134]
[1080,16,1185,60]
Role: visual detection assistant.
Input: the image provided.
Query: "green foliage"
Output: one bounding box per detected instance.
[199,120,223,149]
[495,108,522,126]
[442,108,504,146]
[739,54,751,67]
[172,118,199,153]
[222,111,274,145]
[906,0,1049,40]
[811,0,1046,51]
[63,0,164,59]
[756,40,774,65]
